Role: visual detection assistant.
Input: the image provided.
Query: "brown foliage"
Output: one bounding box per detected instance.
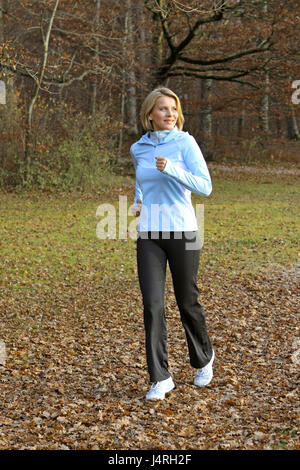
[0,0,299,181]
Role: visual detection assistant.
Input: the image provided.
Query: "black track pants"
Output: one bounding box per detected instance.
[136,231,213,383]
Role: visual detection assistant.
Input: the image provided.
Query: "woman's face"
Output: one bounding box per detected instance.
[149,96,178,131]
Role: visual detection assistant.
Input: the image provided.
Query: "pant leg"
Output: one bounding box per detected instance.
[136,234,170,382]
[166,231,213,369]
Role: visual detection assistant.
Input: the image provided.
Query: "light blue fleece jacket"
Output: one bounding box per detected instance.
[130,126,212,232]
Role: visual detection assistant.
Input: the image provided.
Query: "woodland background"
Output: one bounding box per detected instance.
[0,0,300,191]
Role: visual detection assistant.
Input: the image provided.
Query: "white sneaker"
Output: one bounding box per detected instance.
[146,376,175,400]
[194,350,215,386]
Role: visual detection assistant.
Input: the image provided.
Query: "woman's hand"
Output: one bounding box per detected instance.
[131,199,142,217]
[155,157,167,172]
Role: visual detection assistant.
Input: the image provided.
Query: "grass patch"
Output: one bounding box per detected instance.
[200,176,299,275]
[0,169,299,294]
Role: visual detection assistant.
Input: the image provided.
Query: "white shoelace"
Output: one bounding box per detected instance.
[196,365,209,377]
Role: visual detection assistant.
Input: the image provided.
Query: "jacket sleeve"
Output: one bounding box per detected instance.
[130,148,143,204]
[162,135,212,196]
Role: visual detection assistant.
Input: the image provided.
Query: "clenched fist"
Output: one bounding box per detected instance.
[155,157,167,172]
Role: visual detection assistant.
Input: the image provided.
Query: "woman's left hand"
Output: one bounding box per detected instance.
[155,156,167,172]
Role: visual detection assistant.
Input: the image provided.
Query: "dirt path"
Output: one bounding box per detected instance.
[208,163,300,176]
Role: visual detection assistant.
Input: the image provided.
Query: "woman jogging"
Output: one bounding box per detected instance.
[130,87,214,400]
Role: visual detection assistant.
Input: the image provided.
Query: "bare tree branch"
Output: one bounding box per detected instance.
[151,0,275,85]
[27,0,60,129]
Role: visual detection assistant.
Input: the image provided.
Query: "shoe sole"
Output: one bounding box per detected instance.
[194,376,213,387]
[146,384,176,401]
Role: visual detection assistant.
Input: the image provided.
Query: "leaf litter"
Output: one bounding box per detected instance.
[0,261,299,450]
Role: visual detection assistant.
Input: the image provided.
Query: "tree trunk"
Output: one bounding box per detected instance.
[24,0,60,174]
[136,0,148,85]
[135,0,148,132]
[126,0,138,135]
[199,78,213,159]
[260,1,270,132]
[118,7,129,159]
[151,0,165,87]
[0,0,7,105]
[90,0,101,114]
[0,0,4,44]
[260,70,270,132]
[237,99,246,137]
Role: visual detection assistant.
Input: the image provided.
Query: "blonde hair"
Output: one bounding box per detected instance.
[140,87,184,131]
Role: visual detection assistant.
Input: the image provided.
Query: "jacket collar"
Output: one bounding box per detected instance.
[139,126,179,145]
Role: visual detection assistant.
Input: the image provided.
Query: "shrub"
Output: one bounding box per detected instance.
[0,101,121,191]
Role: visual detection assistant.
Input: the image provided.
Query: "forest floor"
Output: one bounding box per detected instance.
[208,163,300,176]
[0,165,299,450]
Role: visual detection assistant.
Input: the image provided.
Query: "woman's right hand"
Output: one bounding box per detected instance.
[131,199,142,217]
